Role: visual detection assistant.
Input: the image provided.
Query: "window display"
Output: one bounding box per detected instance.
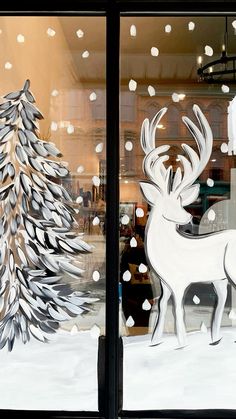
[0,15,106,412]
[120,15,236,411]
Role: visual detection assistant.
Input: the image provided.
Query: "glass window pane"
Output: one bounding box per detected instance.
[0,16,106,411]
[120,16,236,410]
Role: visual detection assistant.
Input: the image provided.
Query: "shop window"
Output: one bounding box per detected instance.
[0,15,106,413]
[120,14,236,413]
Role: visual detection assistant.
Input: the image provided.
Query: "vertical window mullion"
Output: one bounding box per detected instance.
[105,2,120,419]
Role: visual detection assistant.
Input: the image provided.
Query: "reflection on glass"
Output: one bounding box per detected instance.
[121,16,236,410]
[0,16,106,411]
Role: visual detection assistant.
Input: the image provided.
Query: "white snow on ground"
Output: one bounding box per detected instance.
[0,330,98,411]
[123,328,236,410]
[2,323,236,411]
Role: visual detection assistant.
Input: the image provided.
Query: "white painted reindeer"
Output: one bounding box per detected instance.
[140,104,236,347]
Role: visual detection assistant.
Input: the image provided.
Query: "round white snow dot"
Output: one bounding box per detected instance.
[229,309,236,320]
[77,165,84,174]
[51,89,59,97]
[221,84,230,93]
[207,178,214,187]
[193,295,200,304]
[148,85,156,96]
[200,322,207,333]
[130,237,137,247]
[17,34,25,43]
[89,92,97,101]
[126,316,135,327]
[82,50,89,58]
[188,21,195,31]
[47,28,56,37]
[92,175,100,187]
[70,324,79,335]
[92,216,100,226]
[129,79,137,91]
[67,124,74,134]
[165,24,172,33]
[172,92,180,102]
[76,29,84,38]
[90,324,100,338]
[50,121,58,131]
[92,270,100,282]
[4,62,12,70]
[205,45,213,56]
[125,141,133,151]
[208,209,216,221]
[76,196,83,204]
[232,20,236,29]
[151,47,159,57]
[138,263,147,273]
[123,270,131,282]
[221,142,228,153]
[142,299,151,311]
[130,24,137,37]
[121,214,130,225]
[136,207,144,217]
[95,142,103,153]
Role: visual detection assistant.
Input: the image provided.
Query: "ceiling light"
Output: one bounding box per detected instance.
[197,17,236,84]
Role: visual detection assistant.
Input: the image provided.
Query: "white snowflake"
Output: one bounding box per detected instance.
[123,270,131,282]
[92,271,100,282]
[125,141,133,151]
[136,208,144,217]
[151,47,159,57]
[165,24,172,33]
[130,25,137,37]
[129,79,137,91]
[148,85,156,96]
[130,237,137,247]
[142,299,151,311]
[17,34,25,43]
[126,316,135,327]
[47,28,56,37]
[205,45,213,56]
[188,21,195,31]
[76,29,84,38]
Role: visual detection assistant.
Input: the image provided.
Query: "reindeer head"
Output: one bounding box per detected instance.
[140,105,213,225]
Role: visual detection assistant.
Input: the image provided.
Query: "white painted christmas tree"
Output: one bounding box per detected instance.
[0,80,92,351]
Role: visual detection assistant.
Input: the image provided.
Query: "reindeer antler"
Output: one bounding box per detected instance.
[173,105,213,196]
[141,108,171,193]
[141,105,213,203]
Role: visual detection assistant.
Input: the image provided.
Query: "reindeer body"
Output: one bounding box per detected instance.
[140,105,236,347]
[146,215,236,286]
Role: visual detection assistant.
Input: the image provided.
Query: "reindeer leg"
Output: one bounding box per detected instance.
[173,288,186,348]
[211,279,228,345]
[150,281,171,346]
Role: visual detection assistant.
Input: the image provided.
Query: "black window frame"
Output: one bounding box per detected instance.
[1,1,236,419]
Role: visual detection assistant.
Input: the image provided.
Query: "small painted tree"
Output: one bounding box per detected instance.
[0,80,93,351]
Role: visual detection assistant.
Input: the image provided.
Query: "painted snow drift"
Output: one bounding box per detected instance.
[0,80,93,351]
[140,105,236,347]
